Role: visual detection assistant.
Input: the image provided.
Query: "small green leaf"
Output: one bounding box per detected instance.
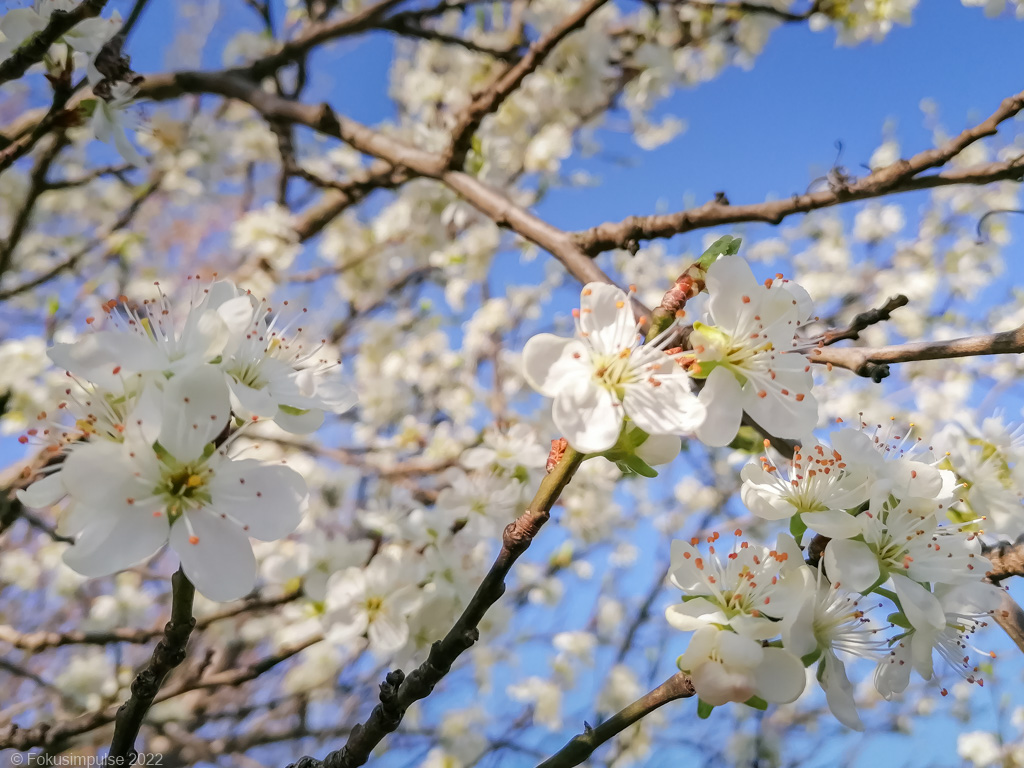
[621,454,659,478]
[801,648,822,667]
[744,695,768,711]
[697,699,715,719]
[698,235,742,268]
[789,514,808,544]
[279,405,310,416]
[79,98,98,118]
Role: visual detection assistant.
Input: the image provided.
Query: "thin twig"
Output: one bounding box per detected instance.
[535,672,695,768]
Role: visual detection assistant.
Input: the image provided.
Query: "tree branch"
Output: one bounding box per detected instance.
[446,0,608,168]
[0,0,109,86]
[535,672,695,768]
[810,324,1024,380]
[108,568,196,760]
[571,89,1024,256]
[285,446,585,768]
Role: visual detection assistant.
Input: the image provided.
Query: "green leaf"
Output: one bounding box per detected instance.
[79,98,98,118]
[728,425,764,454]
[697,699,715,719]
[697,235,742,268]
[279,405,310,416]
[789,514,808,544]
[621,454,659,478]
[801,648,822,667]
[744,695,768,711]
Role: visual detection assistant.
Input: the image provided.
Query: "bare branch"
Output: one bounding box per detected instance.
[818,294,910,346]
[535,672,695,768]
[572,89,1024,256]
[811,324,1024,380]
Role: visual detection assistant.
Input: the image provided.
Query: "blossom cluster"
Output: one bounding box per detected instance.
[17,280,355,600]
[522,255,817,465]
[667,422,1003,729]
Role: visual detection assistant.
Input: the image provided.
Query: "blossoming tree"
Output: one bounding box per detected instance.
[1,1,1024,767]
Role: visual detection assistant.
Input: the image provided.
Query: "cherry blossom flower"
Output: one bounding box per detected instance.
[91,81,147,167]
[684,256,817,447]
[665,532,808,640]
[214,287,357,433]
[676,625,806,707]
[48,281,254,391]
[324,547,423,658]
[522,282,705,454]
[20,367,309,601]
[783,566,886,730]
[740,435,870,522]
[875,581,1003,699]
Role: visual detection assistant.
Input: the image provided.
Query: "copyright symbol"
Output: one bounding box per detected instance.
[11,753,23,765]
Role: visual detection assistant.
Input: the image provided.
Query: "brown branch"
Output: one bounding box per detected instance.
[983,537,1024,584]
[572,89,1024,256]
[446,0,608,168]
[108,568,196,759]
[818,294,909,346]
[0,590,300,652]
[0,0,109,86]
[285,446,585,768]
[810,324,1024,380]
[535,672,695,768]
[0,631,317,751]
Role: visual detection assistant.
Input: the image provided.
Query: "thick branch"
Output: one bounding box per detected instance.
[535,672,695,768]
[108,568,196,759]
[285,446,585,768]
[811,325,1024,380]
[572,89,1024,256]
[0,0,109,86]
[983,537,1024,584]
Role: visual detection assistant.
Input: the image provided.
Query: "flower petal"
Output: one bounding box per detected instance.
[824,538,879,592]
[694,366,743,447]
[755,647,807,704]
[170,510,257,601]
[63,509,168,578]
[552,377,621,454]
[521,334,589,398]
[578,283,636,354]
[209,459,308,541]
[159,366,231,461]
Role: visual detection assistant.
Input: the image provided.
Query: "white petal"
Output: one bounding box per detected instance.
[367,608,410,657]
[891,573,945,632]
[17,473,66,508]
[274,406,326,434]
[755,647,807,704]
[623,353,705,434]
[170,510,257,601]
[521,334,589,397]
[824,539,879,592]
[635,433,681,466]
[63,509,168,578]
[228,377,278,418]
[802,510,863,539]
[821,653,864,730]
[552,377,622,454]
[578,283,636,354]
[665,599,725,631]
[694,366,743,447]
[159,366,231,461]
[209,460,308,541]
[706,257,760,330]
